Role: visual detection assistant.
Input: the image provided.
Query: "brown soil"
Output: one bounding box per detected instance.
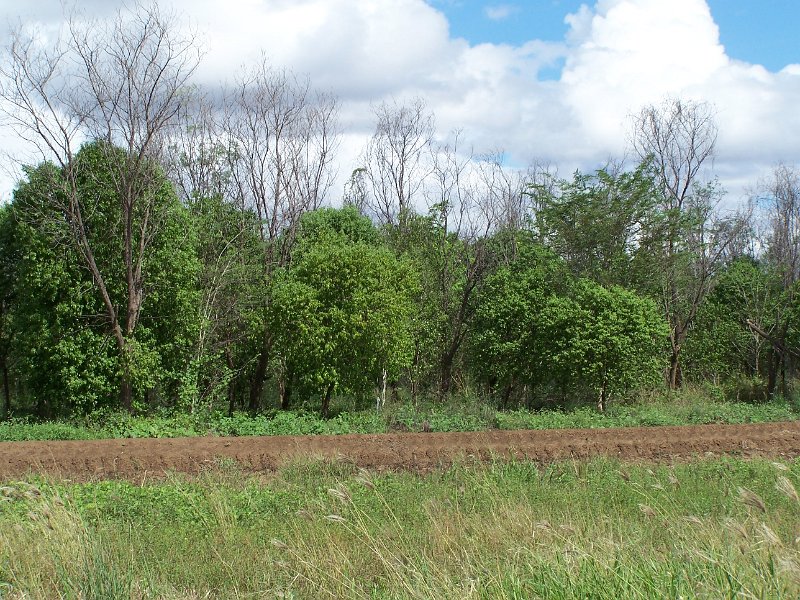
[2,421,799,480]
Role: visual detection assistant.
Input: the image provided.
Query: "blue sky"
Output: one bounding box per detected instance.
[432,0,799,72]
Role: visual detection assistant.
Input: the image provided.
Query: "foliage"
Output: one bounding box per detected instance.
[4,143,202,414]
[544,279,669,410]
[269,208,418,413]
[533,164,658,286]
[471,245,668,410]
[1,393,796,442]
[469,244,570,402]
[185,193,265,410]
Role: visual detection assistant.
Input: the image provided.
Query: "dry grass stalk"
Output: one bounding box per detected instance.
[639,504,657,518]
[777,556,800,584]
[757,523,782,547]
[724,517,750,540]
[775,476,799,504]
[683,515,704,527]
[324,514,347,523]
[737,487,766,513]
[327,486,351,504]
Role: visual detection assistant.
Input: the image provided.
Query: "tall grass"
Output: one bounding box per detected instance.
[1,456,799,598]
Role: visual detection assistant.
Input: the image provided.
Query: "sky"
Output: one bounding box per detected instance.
[0,0,798,207]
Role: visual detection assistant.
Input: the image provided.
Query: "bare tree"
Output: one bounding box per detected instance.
[419,138,514,397]
[167,90,235,203]
[0,2,201,409]
[765,165,800,288]
[221,59,339,410]
[165,92,264,413]
[752,164,800,395]
[631,97,737,389]
[362,97,434,229]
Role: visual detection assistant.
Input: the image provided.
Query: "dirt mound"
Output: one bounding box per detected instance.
[1,421,799,480]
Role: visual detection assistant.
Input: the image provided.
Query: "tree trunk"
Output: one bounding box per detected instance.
[249,333,271,413]
[1,357,9,420]
[121,378,133,412]
[226,348,236,417]
[439,346,458,399]
[279,367,293,410]
[377,368,387,412]
[781,355,788,399]
[502,382,513,410]
[597,376,608,412]
[321,382,334,419]
[668,346,682,390]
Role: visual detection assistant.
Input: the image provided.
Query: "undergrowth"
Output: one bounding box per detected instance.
[0,388,798,442]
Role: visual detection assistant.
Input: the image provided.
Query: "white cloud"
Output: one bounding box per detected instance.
[1,0,799,205]
[484,4,519,21]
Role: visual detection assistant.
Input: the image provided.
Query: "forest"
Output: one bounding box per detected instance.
[0,3,798,422]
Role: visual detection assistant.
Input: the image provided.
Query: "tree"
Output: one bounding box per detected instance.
[0,205,19,418]
[470,245,667,411]
[398,142,511,398]
[532,163,658,287]
[221,59,340,411]
[543,280,668,411]
[469,242,571,407]
[750,164,800,395]
[631,98,736,389]
[0,2,201,409]
[361,98,434,229]
[268,207,417,417]
[682,257,778,392]
[167,94,267,414]
[7,143,201,414]
[181,194,264,414]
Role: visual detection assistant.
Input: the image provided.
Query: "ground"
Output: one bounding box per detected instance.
[1,421,799,479]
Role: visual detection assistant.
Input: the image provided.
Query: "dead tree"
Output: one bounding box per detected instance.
[0,2,201,409]
[362,97,434,230]
[631,97,734,389]
[221,59,339,411]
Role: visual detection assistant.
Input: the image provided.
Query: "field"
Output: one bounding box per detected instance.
[1,452,799,598]
[1,421,799,480]
[2,402,800,598]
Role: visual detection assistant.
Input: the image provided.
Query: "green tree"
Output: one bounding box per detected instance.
[186,194,265,414]
[543,280,668,411]
[532,163,657,287]
[8,143,202,413]
[268,208,417,416]
[469,243,570,407]
[0,3,201,409]
[683,258,778,390]
[0,206,16,418]
[631,98,741,389]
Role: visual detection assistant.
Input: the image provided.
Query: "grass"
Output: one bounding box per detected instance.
[0,456,799,598]
[1,389,798,442]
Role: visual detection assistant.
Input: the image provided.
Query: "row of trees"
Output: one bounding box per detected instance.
[0,3,798,418]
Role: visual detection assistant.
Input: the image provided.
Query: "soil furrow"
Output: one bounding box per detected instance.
[1,421,799,480]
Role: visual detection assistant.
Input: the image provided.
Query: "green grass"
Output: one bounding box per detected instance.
[1,389,798,442]
[1,456,799,598]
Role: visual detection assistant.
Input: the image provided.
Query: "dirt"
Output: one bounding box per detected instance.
[1,421,799,480]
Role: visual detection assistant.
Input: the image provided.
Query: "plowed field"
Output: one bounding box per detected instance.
[2,421,799,480]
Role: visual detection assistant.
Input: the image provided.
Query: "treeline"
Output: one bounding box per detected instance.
[0,3,798,419]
